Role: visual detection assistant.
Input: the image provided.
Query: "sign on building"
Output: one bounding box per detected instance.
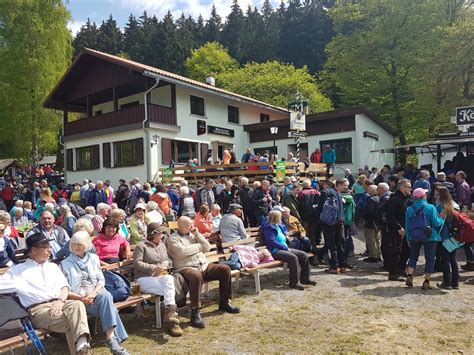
[290,111,306,131]
[456,106,474,125]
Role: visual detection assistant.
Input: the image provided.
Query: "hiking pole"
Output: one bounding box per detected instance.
[22,318,46,355]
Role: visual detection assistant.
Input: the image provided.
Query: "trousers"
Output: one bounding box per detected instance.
[137,274,176,306]
[179,263,232,309]
[273,248,310,285]
[364,227,381,259]
[30,300,90,354]
[86,290,128,343]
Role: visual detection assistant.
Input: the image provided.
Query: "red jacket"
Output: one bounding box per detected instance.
[310,151,321,163]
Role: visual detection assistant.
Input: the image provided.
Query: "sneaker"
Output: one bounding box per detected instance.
[421,280,433,290]
[106,337,130,355]
[300,279,317,286]
[288,283,305,290]
[405,274,414,287]
[436,283,451,290]
[77,345,92,355]
[451,284,459,290]
[324,267,339,274]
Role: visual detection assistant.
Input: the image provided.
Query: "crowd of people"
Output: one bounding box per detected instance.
[0,152,473,354]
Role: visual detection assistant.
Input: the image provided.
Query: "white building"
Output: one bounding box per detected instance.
[44,49,395,184]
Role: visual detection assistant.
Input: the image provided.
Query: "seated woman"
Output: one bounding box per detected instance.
[59,204,77,237]
[92,218,131,265]
[261,210,316,290]
[193,205,213,238]
[133,223,183,337]
[61,231,130,355]
[210,204,222,232]
[145,201,164,225]
[128,203,147,244]
[109,209,130,240]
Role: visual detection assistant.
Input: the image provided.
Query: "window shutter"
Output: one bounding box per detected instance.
[134,138,144,165]
[66,149,73,171]
[102,143,111,167]
[200,143,209,165]
[92,145,100,169]
[161,138,171,164]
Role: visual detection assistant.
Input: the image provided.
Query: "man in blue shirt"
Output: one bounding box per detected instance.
[322,145,336,178]
[413,170,431,194]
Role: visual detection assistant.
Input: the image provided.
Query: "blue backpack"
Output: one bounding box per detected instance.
[408,206,432,241]
[103,270,131,302]
[320,194,338,226]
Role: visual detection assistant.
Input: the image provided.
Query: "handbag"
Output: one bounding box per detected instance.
[442,237,464,253]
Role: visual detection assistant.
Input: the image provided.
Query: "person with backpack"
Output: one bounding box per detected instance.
[297,179,321,251]
[342,189,356,260]
[434,186,460,289]
[195,178,215,209]
[362,185,380,262]
[317,179,348,273]
[375,183,392,271]
[178,186,195,219]
[405,188,445,290]
[382,179,412,281]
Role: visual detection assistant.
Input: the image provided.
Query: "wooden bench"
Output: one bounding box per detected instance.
[0,328,49,353]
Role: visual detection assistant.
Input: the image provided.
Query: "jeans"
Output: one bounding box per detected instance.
[273,248,310,285]
[86,290,128,343]
[407,240,437,274]
[344,225,354,258]
[321,222,346,268]
[221,252,242,270]
[439,243,459,287]
[464,242,473,262]
[290,236,312,252]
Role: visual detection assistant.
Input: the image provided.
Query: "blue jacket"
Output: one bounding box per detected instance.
[61,252,105,294]
[322,149,336,164]
[261,221,289,254]
[0,236,17,267]
[405,199,444,242]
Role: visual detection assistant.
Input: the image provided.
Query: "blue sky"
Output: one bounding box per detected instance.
[66,0,281,35]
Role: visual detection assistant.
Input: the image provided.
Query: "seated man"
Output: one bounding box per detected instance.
[0,232,92,354]
[219,204,248,244]
[28,210,69,260]
[167,216,240,329]
[281,207,311,252]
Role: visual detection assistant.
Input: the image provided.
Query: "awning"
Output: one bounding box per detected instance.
[371,136,474,153]
[0,159,24,170]
[38,155,56,165]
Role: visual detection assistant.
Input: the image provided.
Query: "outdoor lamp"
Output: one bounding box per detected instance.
[151,134,159,147]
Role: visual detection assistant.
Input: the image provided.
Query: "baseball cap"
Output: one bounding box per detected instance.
[25,232,52,254]
[412,188,428,199]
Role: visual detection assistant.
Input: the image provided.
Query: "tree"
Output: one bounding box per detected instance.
[204,5,222,43]
[97,15,123,54]
[221,0,246,62]
[260,0,279,60]
[175,14,201,74]
[323,0,453,158]
[239,6,266,63]
[220,61,332,112]
[185,42,239,82]
[73,18,98,54]
[153,11,179,72]
[123,14,142,61]
[0,0,72,163]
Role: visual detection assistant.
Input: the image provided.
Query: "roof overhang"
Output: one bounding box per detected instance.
[371,136,474,154]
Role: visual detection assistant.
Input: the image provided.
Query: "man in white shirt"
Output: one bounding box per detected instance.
[219,204,248,244]
[0,232,91,354]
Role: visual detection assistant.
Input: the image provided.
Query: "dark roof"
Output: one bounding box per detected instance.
[244,106,398,136]
[44,48,288,113]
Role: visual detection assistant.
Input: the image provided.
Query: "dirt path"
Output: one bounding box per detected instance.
[25,235,473,354]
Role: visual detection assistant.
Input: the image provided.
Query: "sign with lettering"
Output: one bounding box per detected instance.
[456,106,474,125]
[288,131,308,138]
[207,125,235,137]
[363,131,379,141]
[162,168,173,184]
[275,161,286,182]
[197,120,206,135]
[290,111,306,131]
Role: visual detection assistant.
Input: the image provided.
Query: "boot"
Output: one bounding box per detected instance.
[167,324,183,337]
[218,301,240,313]
[190,308,205,328]
[163,305,180,325]
[105,337,129,355]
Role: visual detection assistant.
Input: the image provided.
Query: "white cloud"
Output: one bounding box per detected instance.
[68,19,87,35]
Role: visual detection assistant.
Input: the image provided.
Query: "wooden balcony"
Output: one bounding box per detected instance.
[64,104,176,136]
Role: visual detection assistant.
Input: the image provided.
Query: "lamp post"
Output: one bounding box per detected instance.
[270,126,278,155]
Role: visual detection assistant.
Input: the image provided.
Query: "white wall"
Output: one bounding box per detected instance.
[65,129,146,186]
[354,114,394,170]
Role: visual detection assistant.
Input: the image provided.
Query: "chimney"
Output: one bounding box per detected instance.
[205,75,215,86]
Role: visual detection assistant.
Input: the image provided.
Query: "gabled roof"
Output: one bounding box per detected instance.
[44,48,288,113]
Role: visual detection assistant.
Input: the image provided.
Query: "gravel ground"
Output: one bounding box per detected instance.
[7,233,473,354]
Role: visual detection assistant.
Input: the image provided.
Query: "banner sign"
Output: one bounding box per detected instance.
[456,106,474,125]
[290,111,306,131]
[275,161,286,182]
[162,168,173,184]
[207,125,235,137]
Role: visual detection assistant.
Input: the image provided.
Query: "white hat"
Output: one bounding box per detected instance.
[134,203,146,211]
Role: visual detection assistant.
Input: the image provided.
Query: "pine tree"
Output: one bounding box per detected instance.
[123,14,142,61]
[175,14,199,74]
[97,15,123,54]
[204,5,222,43]
[72,18,99,55]
[154,11,179,72]
[260,0,279,60]
[240,6,265,63]
[221,0,246,62]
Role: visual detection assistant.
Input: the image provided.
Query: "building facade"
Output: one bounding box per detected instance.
[45,49,394,184]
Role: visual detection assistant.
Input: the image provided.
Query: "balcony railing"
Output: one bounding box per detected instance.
[64,104,176,136]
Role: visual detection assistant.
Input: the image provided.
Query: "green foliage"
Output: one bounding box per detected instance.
[185,42,239,82]
[0,0,72,163]
[220,61,332,112]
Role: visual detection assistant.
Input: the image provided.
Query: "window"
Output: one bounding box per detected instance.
[320,138,352,164]
[287,143,308,161]
[228,105,239,124]
[94,110,103,116]
[120,101,139,110]
[254,146,276,156]
[114,138,144,167]
[76,145,99,170]
[190,95,205,116]
[171,140,198,164]
[260,113,270,123]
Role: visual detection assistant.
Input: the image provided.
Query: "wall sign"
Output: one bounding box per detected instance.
[207,125,235,137]
[363,131,379,141]
[197,120,206,135]
[456,106,474,125]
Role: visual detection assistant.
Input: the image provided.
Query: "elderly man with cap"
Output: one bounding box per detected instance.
[167,216,239,329]
[0,232,92,354]
[133,223,185,337]
[219,204,249,244]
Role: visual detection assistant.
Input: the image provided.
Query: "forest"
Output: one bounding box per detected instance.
[0,0,472,164]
